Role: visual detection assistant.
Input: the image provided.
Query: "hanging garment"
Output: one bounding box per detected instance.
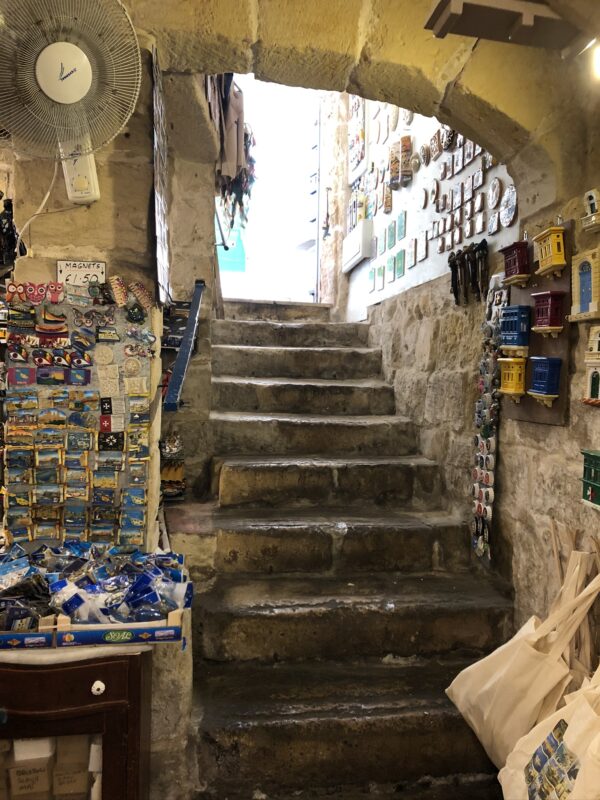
[219,84,246,180]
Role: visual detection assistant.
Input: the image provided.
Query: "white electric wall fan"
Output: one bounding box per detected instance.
[0,0,142,204]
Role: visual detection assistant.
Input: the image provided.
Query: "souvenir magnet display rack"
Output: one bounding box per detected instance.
[472,275,507,562]
[2,271,158,547]
[499,222,572,426]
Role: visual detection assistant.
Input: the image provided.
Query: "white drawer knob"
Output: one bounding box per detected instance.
[91,680,106,696]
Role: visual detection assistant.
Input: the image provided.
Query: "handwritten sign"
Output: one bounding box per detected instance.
[57,260,106,287]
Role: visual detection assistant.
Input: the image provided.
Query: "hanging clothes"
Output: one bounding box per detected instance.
[219,83,246,181]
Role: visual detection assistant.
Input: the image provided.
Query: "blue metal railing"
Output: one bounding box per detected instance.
[163,279,205,412]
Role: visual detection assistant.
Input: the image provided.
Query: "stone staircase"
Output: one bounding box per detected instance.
[166,300,512,799]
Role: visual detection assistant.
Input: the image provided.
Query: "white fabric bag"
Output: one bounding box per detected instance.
[446,569,600,769]
[499,669,600,799]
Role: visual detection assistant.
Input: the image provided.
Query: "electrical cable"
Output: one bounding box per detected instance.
[15,160,59,256]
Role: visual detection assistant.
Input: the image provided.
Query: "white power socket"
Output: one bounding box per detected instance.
[60,136,101,204]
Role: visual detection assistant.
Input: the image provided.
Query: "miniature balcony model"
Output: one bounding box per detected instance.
[501,241,531,288]
[500,305,530,356]
[498,357,527,403]
[583,325,600,406]
[527,356,562,407]
[530,290,566,337]
[581,450,600,510]
[581,189,600,235]
[533,226,567,279]
[569,248,600,322]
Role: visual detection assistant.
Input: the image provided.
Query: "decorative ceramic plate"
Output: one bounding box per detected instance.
[429,179,440,203]
[420,144,431,167]
[499,184,518,227]
[487,177,502,210]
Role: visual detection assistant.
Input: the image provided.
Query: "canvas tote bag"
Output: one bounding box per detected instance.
[446,569,600,769]
[499,667,600,799]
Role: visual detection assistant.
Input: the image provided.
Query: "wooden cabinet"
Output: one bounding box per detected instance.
[0,652,151,799]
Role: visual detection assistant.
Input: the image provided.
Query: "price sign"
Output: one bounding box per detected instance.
[57,260,106,287]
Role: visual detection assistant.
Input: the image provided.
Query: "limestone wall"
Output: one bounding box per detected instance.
[12,50,156,292]
[368,200,600,627]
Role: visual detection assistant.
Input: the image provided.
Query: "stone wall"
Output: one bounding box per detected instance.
[13,49,156,293]
[368,201,600,627]
[318,93,349,309]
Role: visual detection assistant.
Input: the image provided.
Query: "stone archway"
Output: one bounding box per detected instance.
[130,0,600,226]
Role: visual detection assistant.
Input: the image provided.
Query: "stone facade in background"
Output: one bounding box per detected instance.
[318,93,350,308]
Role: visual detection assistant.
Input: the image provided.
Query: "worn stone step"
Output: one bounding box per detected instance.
[195,658,496,797]
[166,506,470,576]
[212,510,469,574]
[213,319,369,347]
[211,413,416,457]
[198,572,512,662]
[212,376,396,415]
[212,345,382,380]
[222,299,331,322]
[213,454,437,508]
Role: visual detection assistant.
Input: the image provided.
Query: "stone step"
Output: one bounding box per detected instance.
[222,299,332,322]
[212,510,469,574]
[212,345,382,380]
[214,455,438,509]
[166,506,470,576]
[212,376,396,415]
[195,658,496,797]
[213,319,369,347]
[211,413,416,458]
[198,572,512,662]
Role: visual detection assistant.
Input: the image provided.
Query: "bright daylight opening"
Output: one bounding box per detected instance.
[216,75,321,304]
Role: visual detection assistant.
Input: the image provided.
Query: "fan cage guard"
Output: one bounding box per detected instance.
[0,0,143,159]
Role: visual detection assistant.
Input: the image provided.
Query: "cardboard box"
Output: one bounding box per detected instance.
[53,766,90,796]
[12,740,55,764]
[8,758,52,796]
[56,737,89,768]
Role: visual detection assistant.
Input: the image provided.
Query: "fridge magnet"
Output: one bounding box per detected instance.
[368,267,376,293]
[417,232,428,262]
[430,129,442,161]
[408,239,417,268]
[397,211,407,240]
[383,183,393,213]
[464,140,474,165]
[473,168,484,190]
[453,182,463,210]
[387,221,396,249]
[395,251,405,279]
[453,146,464,175]
[488,211,500,235]
[387,256,396,283]
[463,174,473,203]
